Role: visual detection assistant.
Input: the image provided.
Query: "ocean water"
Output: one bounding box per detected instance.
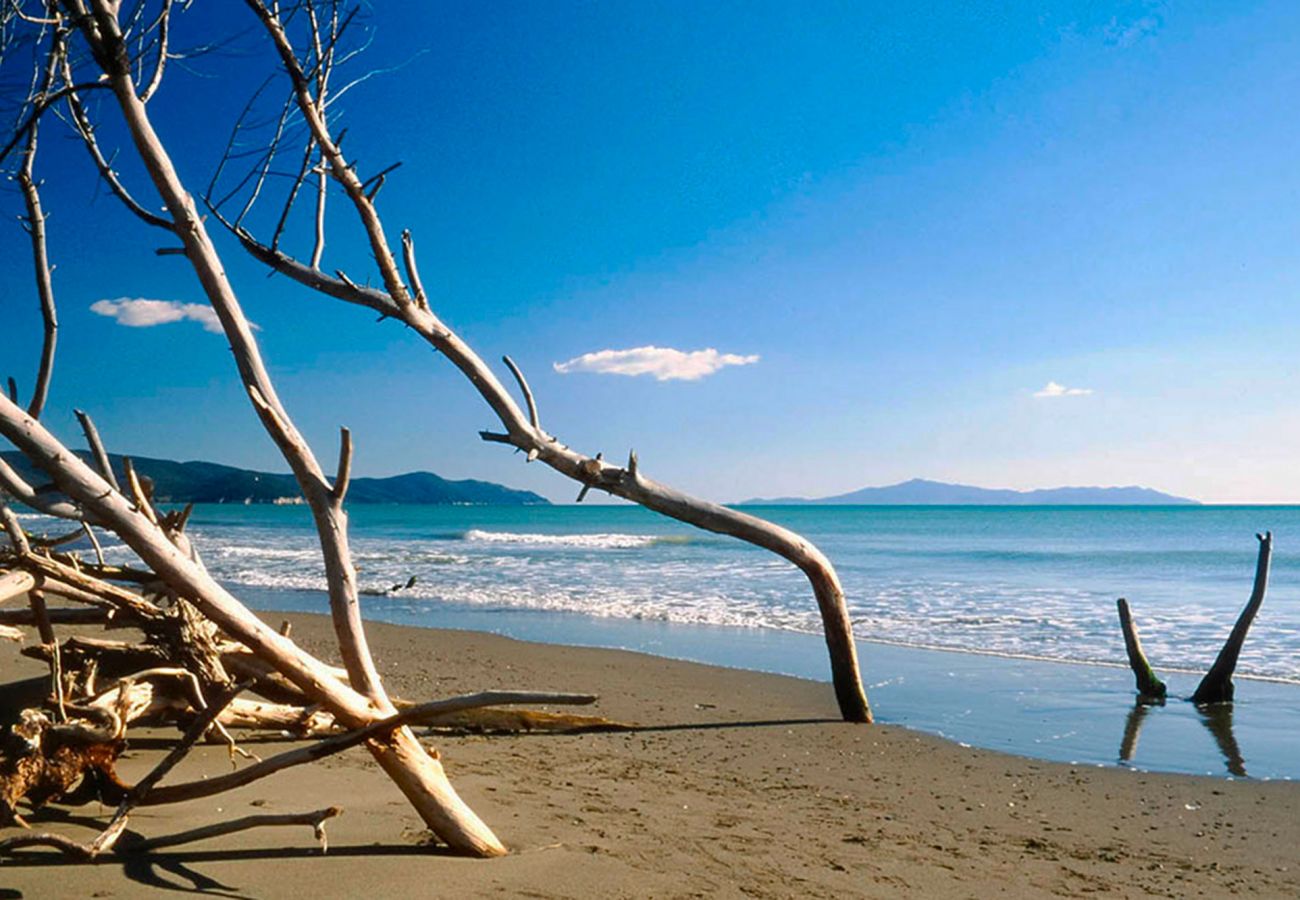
[159,503,1300,682]
[16,503,1300,776]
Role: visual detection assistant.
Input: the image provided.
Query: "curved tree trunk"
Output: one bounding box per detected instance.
[231,0,871,722]
[1192,532,1272,705]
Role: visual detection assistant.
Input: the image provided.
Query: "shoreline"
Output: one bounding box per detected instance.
[2,611,1298,898]
[238,588,1300,780]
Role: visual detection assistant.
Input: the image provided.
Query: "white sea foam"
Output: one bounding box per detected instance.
[68,505,1300,684]
[463,529,662,549]
[212,545,322,561]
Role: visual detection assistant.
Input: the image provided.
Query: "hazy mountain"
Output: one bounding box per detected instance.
[742,478,1198,506]
[0,452,549,506]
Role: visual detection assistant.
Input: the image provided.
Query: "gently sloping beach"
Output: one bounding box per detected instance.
[2,612,1298,899]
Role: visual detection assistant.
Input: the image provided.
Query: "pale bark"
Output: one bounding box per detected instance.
[15,24,62,421]
[142,691,598,806]
[129,807,341,853]
[229,0,870,723]
[0,570,36,604]
[0,388,504,853]
[39,0,512,855]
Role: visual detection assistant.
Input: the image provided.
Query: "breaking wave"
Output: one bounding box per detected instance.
[462,529,683,549]
[11,502,1300,681]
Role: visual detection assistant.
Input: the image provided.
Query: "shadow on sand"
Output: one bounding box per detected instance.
[0,715,834,896]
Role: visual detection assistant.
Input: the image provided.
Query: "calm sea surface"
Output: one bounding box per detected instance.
[153,503,1300,682]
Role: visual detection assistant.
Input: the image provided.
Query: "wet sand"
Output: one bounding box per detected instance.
[2,612,1298,898]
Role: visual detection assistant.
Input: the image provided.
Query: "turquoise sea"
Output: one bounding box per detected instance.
[24,503,1300,778]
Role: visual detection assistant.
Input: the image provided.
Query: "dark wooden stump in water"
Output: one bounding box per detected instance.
[1192,532,1272,705]
[1117,598,1166,700]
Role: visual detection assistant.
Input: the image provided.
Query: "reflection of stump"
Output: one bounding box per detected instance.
[1116,697,1248,775]
[1192,533,1272,705]
[1118,698,1161,764]
[1199,704,1246,777]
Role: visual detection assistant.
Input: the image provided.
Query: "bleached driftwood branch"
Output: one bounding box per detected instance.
[220,0,870,723]
[36,0,509,856]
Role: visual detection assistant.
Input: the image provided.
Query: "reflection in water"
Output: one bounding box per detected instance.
[1118,699,1247,777]
[1198,704,1246,777]
[1118,697,1163,763]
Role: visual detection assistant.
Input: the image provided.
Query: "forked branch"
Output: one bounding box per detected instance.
[225,0,871,723]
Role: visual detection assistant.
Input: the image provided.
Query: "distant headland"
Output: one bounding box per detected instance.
[0,451,549,506]
[742,477,1198,506]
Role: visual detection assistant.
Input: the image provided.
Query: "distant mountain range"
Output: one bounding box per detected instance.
[0,452,549,506]
[742,478,1198,506]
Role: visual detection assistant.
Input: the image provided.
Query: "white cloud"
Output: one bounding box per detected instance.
[1033,380,1094,399]
[553,345,759,382]
[90,298,224,334]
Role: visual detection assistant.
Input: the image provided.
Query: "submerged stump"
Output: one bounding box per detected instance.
[1192,532,1272,705]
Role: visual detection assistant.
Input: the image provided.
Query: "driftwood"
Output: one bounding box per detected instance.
[1192,532,1272,704]
[1116,598,1166,700]
[214,0,870,725]
[0,0,614,859]
[1116,532,1272,707]
[0,807,341,860]
[0,0,867,864]
[0,570,36,604]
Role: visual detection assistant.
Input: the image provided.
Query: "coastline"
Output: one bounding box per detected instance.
[3,611,1298,898]
[239,587,1300,780]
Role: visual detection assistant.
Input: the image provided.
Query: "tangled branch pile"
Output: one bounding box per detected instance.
[0,0,871,860]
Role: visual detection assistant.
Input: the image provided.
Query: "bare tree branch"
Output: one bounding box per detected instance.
[136,0,171,102]
[45,0,510,854]
[14,17,61,420]
[128,806,341,854]
[331,425,351,503]
[59,52,172,229]
[74,407,121,491]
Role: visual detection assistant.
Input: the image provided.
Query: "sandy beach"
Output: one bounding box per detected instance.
[2,611,1298,898]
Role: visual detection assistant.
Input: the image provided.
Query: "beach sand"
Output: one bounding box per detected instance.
[2,612,1298,898]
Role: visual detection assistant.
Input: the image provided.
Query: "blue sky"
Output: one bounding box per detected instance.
[3,1,1299,503]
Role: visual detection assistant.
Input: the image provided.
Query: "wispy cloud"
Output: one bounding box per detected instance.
[553,345,759,382]
[1033,380,1094,399]
[90,298,225,334]
[1103,15,1160,48]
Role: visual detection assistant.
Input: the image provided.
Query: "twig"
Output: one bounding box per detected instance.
[502,356,540,433]
[121,457,158,525]
[331,426,351,503]
[74,408,121,491]
[128,807,341,854]
[82,521,106,566]
[137,0,173,103]
[17,28,62,421]
[400,229,428,311]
